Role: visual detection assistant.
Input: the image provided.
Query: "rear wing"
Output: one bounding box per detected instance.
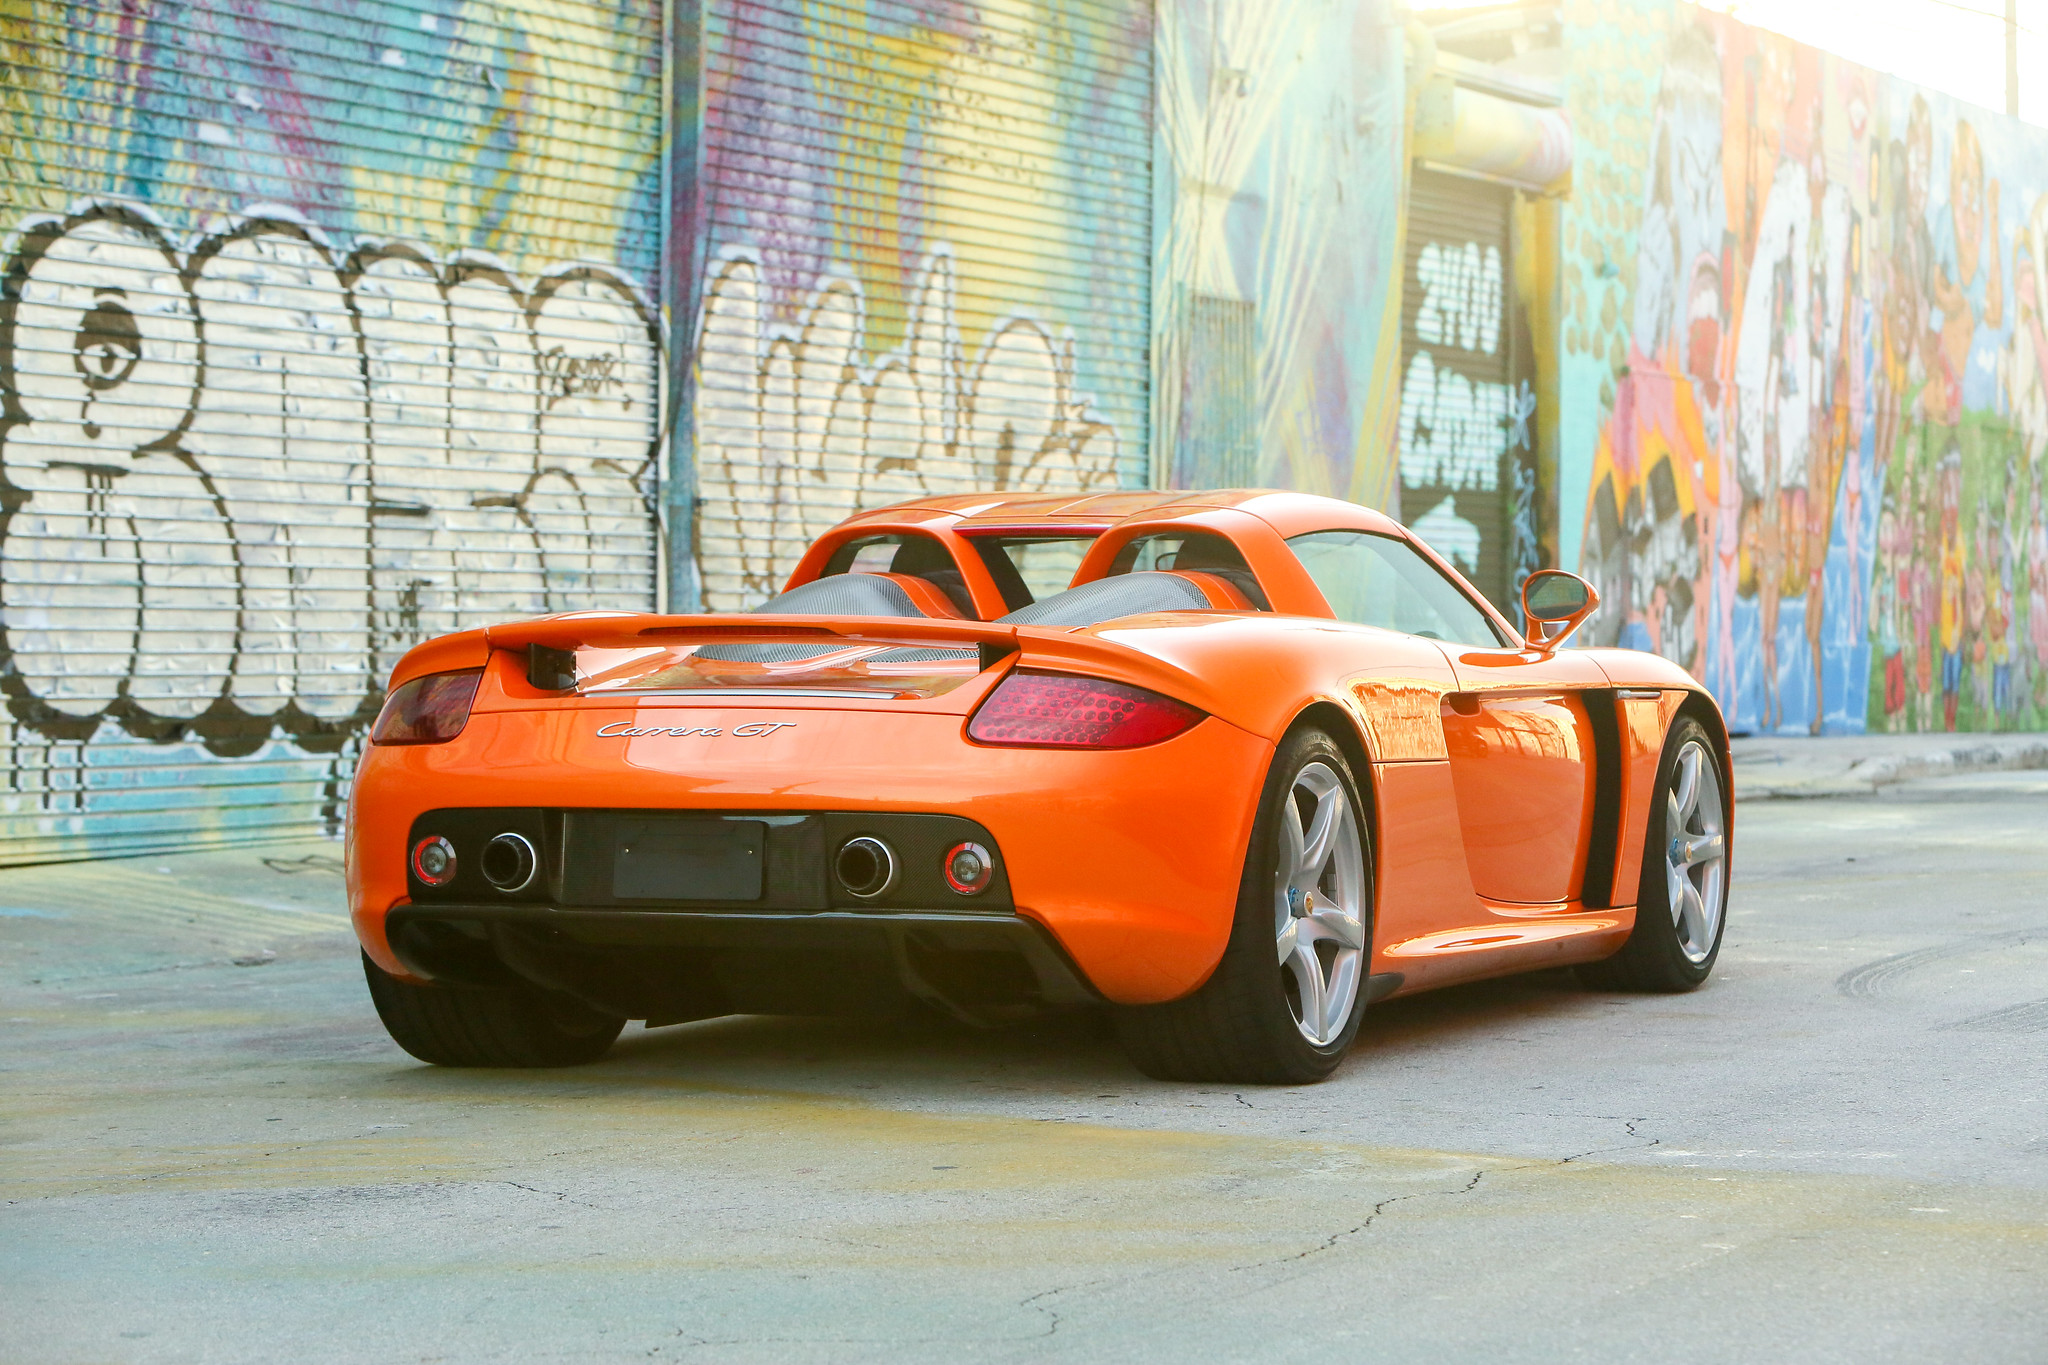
[487,611,1018,655]
[467,612,1225,713]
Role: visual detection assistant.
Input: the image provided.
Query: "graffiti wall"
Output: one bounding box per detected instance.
[687,0,1154,611]
[1150,0,1406,507]
[1397,170,1538,610]
[1564,0,2048,734]
[0,0,664,861]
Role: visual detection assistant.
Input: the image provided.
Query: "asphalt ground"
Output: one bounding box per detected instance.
[4,769,2046,1363]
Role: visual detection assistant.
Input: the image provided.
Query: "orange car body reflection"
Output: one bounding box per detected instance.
[348,490,1729,1008]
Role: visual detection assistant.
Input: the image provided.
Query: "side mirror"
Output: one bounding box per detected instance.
[1520,570,1599,651]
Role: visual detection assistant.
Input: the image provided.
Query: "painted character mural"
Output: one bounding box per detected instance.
[1581,20,1724,675]
[1575,8,2048,735]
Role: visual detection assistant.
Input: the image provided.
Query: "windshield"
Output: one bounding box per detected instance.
[1287,530,1508,646]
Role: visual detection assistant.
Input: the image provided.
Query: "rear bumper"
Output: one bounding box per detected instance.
[348,702,1273,1006]
[386,901,1098,1025]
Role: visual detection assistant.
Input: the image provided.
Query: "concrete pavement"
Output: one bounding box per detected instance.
[3,752,2046,1363]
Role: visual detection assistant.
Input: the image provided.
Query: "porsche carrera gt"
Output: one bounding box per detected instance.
[348,489,1731,1083]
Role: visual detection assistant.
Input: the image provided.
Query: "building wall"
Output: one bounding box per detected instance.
[1562,0,2048,734]
[684,0,1154,611]
[1150,0,1406,509]
[1396,167,1537,611]
[0,0,665,862]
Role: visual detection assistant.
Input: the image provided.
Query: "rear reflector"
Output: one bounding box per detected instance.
[411,835,458,886]
[371,669,482,745]
[966,670,1203,749]
[943,841,994,894]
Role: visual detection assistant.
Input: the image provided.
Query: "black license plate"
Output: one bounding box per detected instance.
[611,818,765,901]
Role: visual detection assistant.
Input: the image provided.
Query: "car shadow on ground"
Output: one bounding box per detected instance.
[358,965,1624,1097]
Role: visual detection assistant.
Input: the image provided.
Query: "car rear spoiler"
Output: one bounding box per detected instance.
[476,612,1225,714]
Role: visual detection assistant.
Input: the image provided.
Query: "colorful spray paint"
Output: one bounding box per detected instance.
[0,0,664,860]
[1151,0,1406,509]
[1564,0,2048,734]
[683,0,1156,610]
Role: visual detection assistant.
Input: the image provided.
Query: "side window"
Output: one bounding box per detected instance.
[1107,531,1271,610]
[820,534,973,615]
[1287,530,1507,646]
[823,535,903,576]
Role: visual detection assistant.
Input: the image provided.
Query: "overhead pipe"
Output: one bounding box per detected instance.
[1406,16,1571,194]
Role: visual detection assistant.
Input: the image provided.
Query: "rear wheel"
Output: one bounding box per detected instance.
[1577,716,1729,992]
[362,952,625,1067]
[1115,728,1372,1084]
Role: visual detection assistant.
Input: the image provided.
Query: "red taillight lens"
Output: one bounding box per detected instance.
[371,669,483,745]
[966,670,1204,749]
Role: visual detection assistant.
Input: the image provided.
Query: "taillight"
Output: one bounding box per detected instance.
[966,670,1204,749]
[371,669,483,745]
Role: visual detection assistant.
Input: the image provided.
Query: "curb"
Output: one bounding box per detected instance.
[1735,739,2048,800]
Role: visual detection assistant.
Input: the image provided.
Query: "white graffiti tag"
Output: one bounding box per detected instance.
[1397,240,1510,574]
[693,248,1120,610]
[0,201,660,746]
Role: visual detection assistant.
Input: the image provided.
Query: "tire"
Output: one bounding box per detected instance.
[362,951,625,1067]
[1115,727,1374,1084]
[1577,715,1730,992]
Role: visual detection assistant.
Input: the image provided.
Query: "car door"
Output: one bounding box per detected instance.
[1440,641,1607,905]
[1286,528,1602,908]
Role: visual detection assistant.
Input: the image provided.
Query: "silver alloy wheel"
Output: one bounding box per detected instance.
[1664,739,1728,964]
[1272,760,1367,1046]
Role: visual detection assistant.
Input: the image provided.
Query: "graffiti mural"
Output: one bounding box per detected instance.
[1397,226,1528,592]
[694,248,1120,609]
[1566,1,2048,734]
[688,0,1153,609]
[0,0,664,860]
[1151,0,1406,507]
[1,200,660,743]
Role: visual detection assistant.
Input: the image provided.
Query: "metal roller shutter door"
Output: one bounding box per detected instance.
[0,0,664,864]
[1397,168,1524,611]
[692,0,1153,610]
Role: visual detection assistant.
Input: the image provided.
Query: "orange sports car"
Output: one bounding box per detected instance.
[348,490,1731,1083]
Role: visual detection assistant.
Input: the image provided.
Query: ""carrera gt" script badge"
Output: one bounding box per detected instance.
[595,721,797,739]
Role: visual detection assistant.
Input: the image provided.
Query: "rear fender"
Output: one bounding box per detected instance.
[385,629,490,691]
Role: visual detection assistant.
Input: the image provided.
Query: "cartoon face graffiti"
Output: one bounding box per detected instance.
[70,288,142,437]
[1953,121,1984,287]
[1631,21,1727,376]
[1907,96,1933,222]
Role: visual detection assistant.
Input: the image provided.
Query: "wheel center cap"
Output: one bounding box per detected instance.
[1288,886,1312,918]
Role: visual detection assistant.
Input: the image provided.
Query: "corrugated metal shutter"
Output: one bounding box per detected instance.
[1398,167,1529,611]
[690,0,1153,610]
[0,0,664,865]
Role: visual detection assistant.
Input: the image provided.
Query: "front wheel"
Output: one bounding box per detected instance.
[1577,715,1730,992]
[1115,727,1373,1084]
[362,952,625,1067]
